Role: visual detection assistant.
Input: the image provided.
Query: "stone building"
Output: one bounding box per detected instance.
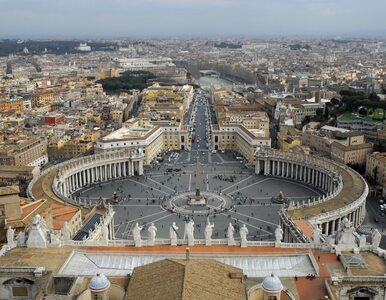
[0,138,48,167]
[0,165,39,196]
[366,152,386,196]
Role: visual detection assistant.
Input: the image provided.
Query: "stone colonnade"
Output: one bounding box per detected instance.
[53,149,145,199]
[256,148,368,238]
[256,157,338,195]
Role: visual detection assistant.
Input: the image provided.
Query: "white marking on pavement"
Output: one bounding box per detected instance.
[125,210,168,223]
[128,179,170,195]
[227,178,270,195]
[221,175,253,192]
[232,210,278,226]
[220,213,271,234]
[147,177,176,193]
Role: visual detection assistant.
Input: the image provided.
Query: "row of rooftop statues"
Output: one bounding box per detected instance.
[4,214,382,251]
[131,219,284,247]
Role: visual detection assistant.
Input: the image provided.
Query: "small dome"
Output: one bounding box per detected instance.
[262,274,283,292]
[89,273,110,291]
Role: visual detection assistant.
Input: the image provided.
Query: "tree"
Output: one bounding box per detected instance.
[324,106,329,119]
[369,92,380,102]
[315,108,324,121]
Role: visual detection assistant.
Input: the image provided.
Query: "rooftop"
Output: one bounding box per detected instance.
[126,258,246,300]
[288,163,365,219]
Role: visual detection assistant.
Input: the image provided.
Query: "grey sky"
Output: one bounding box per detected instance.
[0,0,385,38]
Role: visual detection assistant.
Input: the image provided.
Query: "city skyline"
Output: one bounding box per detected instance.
[0,0,385,38]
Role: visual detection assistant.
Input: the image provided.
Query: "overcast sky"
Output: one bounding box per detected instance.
[0,0,385,38]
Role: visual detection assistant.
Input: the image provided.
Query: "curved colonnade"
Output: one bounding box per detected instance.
[28,149,145,207]
[256,148,368,239]
[28,147,368,244]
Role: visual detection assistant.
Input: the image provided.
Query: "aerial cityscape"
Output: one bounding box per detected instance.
[0,1,385,300]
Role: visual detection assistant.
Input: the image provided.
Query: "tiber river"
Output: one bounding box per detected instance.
[198,76,233,89]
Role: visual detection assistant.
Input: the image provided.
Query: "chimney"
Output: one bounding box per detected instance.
[186,247,190,261]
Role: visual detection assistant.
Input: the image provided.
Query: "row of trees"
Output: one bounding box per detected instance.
[339,90,386,113]
[97,71,156,94]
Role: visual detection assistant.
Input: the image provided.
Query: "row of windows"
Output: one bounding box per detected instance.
[110,142,140,147]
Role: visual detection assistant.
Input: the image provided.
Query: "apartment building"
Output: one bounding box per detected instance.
[211,124,271,163]
[366,152,386,196]
[95,118,190,164]
[0,138,48,167]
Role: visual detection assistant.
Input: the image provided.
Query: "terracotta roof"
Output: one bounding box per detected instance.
[125,258,246,300]
[6,199,49,228]
[294,219,314,238]
[51,201,79,230]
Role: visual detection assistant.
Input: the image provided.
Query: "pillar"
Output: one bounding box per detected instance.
[139,160,144,175]
[331,219,336,234]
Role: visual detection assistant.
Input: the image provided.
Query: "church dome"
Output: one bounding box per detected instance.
[262,274,283,292]
[89,273,110,292]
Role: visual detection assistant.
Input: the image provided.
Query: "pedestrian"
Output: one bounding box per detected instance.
[318,255,320,261]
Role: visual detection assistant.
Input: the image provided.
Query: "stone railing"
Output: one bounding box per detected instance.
[308,179,368,224]
[62,238,304,248]
[27,164,55,201]
[256,147,340,174]
[0,266,45,276]
[0,244,16,257]
[332,275,386,284]
[279,209,311,243]
[288,177,344,210]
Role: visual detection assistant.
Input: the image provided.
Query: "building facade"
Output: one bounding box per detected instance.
[0,138,48,167]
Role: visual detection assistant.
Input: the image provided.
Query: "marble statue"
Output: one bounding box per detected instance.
[61,221,70,241]
[27,214,48,248]
[335,217,357,251]
[275,225,283,243]
[185,220,195,246]
[227,223,235,245]
[102,224,109,242]
[169,222,179,246]
[148,223,157,246]
[32,214,41,226]
[240,224,248,247]
[16,231,26,247]
[371,228,382,249]
[313,224,322,245]
[132,223,143,247]
[50,232,61,246]
[6,226,15,247]
[204,220,214,245]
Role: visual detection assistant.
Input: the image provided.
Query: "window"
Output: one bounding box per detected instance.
[12,286,28,297]
[267,296,277,300]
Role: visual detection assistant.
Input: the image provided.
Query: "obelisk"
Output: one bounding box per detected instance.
[195,157,201,198]
[189,157,207,205]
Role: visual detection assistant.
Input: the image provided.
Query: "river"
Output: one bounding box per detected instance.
[198,76,233,89]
